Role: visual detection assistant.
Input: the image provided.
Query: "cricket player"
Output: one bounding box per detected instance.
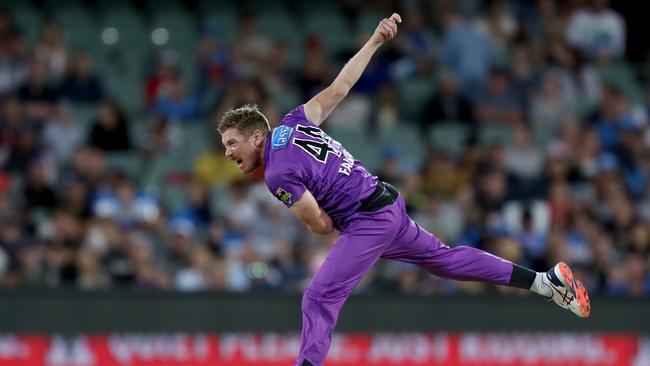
[217,13,591,366]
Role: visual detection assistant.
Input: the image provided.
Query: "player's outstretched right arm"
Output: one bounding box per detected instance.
[304,13,402,126]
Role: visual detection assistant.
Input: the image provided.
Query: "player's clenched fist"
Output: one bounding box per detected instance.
[371,13,402,45]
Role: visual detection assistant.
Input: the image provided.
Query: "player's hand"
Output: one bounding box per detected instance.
[370,13,402,45]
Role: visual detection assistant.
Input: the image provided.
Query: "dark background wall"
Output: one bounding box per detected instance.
[1,291,647,333]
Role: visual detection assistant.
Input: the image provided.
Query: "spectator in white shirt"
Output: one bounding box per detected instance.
[565,0,626,58]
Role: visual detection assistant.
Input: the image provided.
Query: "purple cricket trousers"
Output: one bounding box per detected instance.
[294,195,513,366]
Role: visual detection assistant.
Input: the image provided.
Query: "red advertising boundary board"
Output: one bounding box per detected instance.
[0,332,645,366]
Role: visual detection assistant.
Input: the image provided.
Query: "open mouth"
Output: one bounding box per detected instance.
[236,159,243,168]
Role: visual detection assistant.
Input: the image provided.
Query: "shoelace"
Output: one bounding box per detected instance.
[548,281,575,305]
[543,275,575,306]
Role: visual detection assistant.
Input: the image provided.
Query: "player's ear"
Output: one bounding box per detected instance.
[253,129,263,147]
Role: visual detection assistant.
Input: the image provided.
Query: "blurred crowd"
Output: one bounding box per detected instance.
[1,0,649,296]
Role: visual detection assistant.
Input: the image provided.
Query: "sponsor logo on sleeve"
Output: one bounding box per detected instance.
[275,188,292,205]
[271,126,293,149]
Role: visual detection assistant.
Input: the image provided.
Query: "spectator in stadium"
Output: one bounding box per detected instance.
[40,240,76,287]
[76,248,109,290]
[194,138,242,187]
[511,207,549,269]
[0,97,27,161]
[373,83,400,130]
[130,233,173,290]
[88,99,132,152]
[510,42,539,104]
[49,209,84,249]
[565,0,626,59]
[0,8,14,49]
[504,124,545,195]
[145,50,178,107]
[58,178,92,220]
[546,38,602,103]
[590,85,634,152]
[258,40,294,103]
[4,123,41,174]
[195,26,229,92]
[34,21,67,81]
[269,237,308,292]
[17,58,59,122]
[43,103,84,164]
[574,128,603,179]
[0,19,28,94]
[439,6,496,95]
[165,213,196,271]
[376,145,406,186]
[59,51,104,104]
[23,160,58,212]
[230,12,273,78]
[0,216,22,276]
[154,76,199,122]
[109,178,152,227]
[474,67,524,125]
[215,78,279,126]
[175,245,215,292]
[175,178,213,227]
[475,165,511,215]
[392,9,436,80]
[422,152,470,200]
[525,0,564,41]
[420,72,474,134]
[298,36,334,101]
[139,115,174,160]
[412,192,465,244]
[220,180,259,233]
[530,70,575,130]
[102,232,137,287]
[473,0,518,53]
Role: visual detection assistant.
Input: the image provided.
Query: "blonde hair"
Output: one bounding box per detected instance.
[217,104,270,136]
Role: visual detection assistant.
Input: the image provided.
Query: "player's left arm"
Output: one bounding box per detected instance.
[289,190,334,235]
[303,13,402,125]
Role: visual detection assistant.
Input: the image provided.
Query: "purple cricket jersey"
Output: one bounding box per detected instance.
[263,105,377,230]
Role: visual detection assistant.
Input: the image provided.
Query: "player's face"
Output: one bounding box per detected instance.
[221,128,261,174]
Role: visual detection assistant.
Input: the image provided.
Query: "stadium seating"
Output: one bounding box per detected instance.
[1,0,647,301]
[397,77,436,121]
[302,10,353,57]
[327,126,380,171]
[429,122,470,157]
[8,3,43,42]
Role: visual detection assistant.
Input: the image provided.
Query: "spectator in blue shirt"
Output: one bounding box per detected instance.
[154,76,199,122]
[439,7,496,96]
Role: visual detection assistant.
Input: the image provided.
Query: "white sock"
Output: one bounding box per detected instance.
[530,272,552,298]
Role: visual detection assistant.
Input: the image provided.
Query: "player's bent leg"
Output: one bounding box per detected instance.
[295,240,387,366]
[296,280,354,366]
[295,207,402,366]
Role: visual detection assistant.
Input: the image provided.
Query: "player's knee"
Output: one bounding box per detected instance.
[302,284,326,305]
[302,282,351,306]
[301,287,321,315]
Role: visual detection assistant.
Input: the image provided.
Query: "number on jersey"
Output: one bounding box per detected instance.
[292,125,341,163]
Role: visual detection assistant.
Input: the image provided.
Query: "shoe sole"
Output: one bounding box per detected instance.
[557,262,591,318]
